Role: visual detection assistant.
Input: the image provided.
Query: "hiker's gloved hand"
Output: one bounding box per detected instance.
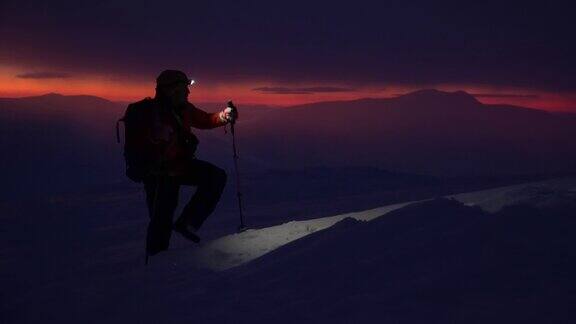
[218,103,238,124]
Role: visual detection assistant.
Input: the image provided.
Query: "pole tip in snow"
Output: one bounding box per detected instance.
[237,224,249,233]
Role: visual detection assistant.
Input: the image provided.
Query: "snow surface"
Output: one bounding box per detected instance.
[2,176,575,323]
[189,201,415,270]
[449,176,576,212]
[181,177,576,271]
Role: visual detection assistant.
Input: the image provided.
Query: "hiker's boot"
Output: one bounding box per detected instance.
[173,220,201,243]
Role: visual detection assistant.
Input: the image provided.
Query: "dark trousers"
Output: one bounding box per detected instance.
[143,159,227,253]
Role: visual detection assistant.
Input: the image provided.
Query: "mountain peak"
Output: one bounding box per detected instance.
[19,93,114,105]
[395,89,481,110]
[26,92,65,99]
[402,89,479,102]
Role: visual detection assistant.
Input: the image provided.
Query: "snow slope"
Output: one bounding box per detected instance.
[180,177,576,271]
[189,201,416,270]
[167,176,576,323]
[3,177,575,323]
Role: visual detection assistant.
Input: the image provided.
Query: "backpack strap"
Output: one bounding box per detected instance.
[116,118,124,144]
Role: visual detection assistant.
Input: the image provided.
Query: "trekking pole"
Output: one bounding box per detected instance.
[228,101,247,232]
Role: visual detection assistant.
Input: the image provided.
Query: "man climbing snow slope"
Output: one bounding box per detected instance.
[120,70,238,258]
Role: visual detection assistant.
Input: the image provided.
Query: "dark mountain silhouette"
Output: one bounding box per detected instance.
[238,89,576,176]
[1,90,574,201]
[0,94,125,199]
[0,93,276,200]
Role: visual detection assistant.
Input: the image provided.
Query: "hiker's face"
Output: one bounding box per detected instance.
[167,82,190,106]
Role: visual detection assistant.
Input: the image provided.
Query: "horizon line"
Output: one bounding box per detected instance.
[0,89,574,113]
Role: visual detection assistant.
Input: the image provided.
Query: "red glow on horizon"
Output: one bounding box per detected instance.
[0,68,574,112]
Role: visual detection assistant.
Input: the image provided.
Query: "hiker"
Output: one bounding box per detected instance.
[123,70,238,256]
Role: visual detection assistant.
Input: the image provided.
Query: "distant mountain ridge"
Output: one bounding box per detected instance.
[2,89,575,179]
[0,89,553,113]
[4,88,573,115]
[282,89,544,114]
[236,89,576,176]
[0,92,116,108]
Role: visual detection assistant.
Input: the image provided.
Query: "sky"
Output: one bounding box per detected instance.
[1,0,575,110]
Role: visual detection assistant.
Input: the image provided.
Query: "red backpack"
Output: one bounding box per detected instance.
[116,98,163,182]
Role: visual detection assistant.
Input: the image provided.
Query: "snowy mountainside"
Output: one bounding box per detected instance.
[160,176,576,323]
[183,177,576,271]
[2,177,575,323]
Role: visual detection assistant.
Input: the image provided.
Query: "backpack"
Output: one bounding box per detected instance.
[116,97,163,182]
[117,98,201,182]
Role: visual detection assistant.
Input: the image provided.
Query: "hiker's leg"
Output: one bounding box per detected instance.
[174,159,227,230]
[144,176,180,254]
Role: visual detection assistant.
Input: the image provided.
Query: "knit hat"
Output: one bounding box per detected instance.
[156,70,193,87]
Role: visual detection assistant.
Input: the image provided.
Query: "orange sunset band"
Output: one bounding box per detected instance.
[0,66,574,111]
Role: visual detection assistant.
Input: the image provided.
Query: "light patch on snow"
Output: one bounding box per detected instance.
[189,201,416,270]
[449,177,576,212]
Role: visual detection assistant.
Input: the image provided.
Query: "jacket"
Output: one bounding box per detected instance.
[146,97,227,175]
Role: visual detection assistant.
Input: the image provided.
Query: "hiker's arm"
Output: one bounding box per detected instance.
[187,104,228,129]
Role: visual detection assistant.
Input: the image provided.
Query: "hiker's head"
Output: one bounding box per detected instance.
[155,70,193,106]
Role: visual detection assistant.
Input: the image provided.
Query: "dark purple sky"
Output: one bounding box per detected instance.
[1,1,575,108]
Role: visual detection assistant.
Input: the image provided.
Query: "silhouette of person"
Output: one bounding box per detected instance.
[135,70,238,256]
